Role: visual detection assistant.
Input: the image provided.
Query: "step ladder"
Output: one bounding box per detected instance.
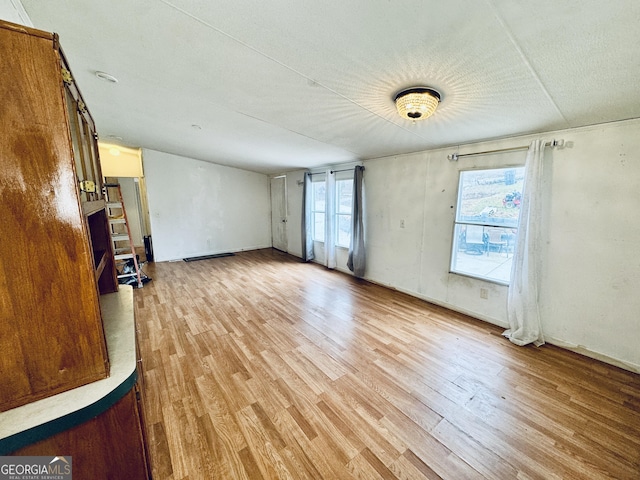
[105,183,143,288]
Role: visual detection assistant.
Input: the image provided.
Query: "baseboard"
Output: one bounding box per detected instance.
[543,336,640,374]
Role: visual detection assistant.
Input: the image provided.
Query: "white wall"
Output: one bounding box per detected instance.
[143,149,271,262]
[0,0,32,25]
[533,121,639,371]
[285,118,640,372]
[370,119,640,372]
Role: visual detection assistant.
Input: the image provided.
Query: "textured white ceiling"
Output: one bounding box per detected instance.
[19,0,640,174]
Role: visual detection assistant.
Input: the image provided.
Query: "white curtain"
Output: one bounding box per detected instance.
[504,139,545,346]
[324,169,337,269]
[301,172,314,262]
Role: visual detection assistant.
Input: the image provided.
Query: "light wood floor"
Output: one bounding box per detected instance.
[134,249,640,479]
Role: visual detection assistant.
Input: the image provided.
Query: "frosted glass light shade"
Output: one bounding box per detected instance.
[394,87,441,121]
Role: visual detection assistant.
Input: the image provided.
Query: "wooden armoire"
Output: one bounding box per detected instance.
[0,19,151,479]
[0,20,117,413]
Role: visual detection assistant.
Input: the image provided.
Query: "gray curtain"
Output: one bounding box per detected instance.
[301,171,314,262]
[347,166,365,277]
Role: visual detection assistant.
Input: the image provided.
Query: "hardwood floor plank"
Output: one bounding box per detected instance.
[193,413,224,479]
[431,418,519,479]
[237,446,263,480]
[315,399,365,453]
[347,449,394,480]
[397,449,443,480]
[236,404,295,479]
[295,342,349,381]
[273,408,354,480]
[162,400,193,479]
[280,350,329,397]
[149,421,174,479]
[359,446,398,480]
[193,373,248,454]
[318,387,404,467]
[286,404,318,441]
[134,249,640,479]
[406,387,564,479]
[378,409,486,479]
[279,445,323,480]
[251,402,287,451]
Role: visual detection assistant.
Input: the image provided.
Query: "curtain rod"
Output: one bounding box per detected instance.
[308,166,365,175]
[447,139,564,161]
[330,166,365,174]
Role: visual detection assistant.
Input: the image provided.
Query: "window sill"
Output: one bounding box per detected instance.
[449,270,510,287]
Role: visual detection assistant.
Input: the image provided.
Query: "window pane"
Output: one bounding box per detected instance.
[336,214,351,247]
[313,212,325,242]
[451,166,524,284]
[336,179,352,214]
[313,182,326,212]
[450,224,516,284]
[456,167,524,228]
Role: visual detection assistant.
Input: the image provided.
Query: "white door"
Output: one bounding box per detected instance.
[270,176,287,252]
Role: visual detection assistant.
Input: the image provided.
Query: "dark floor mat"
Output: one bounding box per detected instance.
[183,253,235,262]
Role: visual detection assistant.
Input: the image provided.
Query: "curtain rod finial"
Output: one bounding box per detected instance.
[448,153,459,161]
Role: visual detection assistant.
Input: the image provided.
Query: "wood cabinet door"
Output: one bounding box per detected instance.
[62,63,104,204]
[0,22,109,412]
[12,389,151,480]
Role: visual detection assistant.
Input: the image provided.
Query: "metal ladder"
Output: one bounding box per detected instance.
[105,183,143,288]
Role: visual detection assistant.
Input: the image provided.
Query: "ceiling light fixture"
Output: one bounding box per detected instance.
[95,71,118,83]
[394,87,441,121]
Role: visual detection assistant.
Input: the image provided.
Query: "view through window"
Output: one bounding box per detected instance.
[450,166,525,284]
[336,179,353,248]
[312,180,325,242]
[310,176,353,248]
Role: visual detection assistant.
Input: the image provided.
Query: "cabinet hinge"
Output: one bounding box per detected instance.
[61,67,73,85]
[79,180,96,193]
[78,100,87,114]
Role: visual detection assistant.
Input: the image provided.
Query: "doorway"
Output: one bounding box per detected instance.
[270,175,287,252]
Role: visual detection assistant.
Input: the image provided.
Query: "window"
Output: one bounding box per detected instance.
[311,180,325,242]
[310,172,354,248]
[335,179,353,248]
[450,167,524,284]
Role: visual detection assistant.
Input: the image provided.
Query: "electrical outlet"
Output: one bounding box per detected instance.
[400,219,405,228]
[480,288,488,299]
